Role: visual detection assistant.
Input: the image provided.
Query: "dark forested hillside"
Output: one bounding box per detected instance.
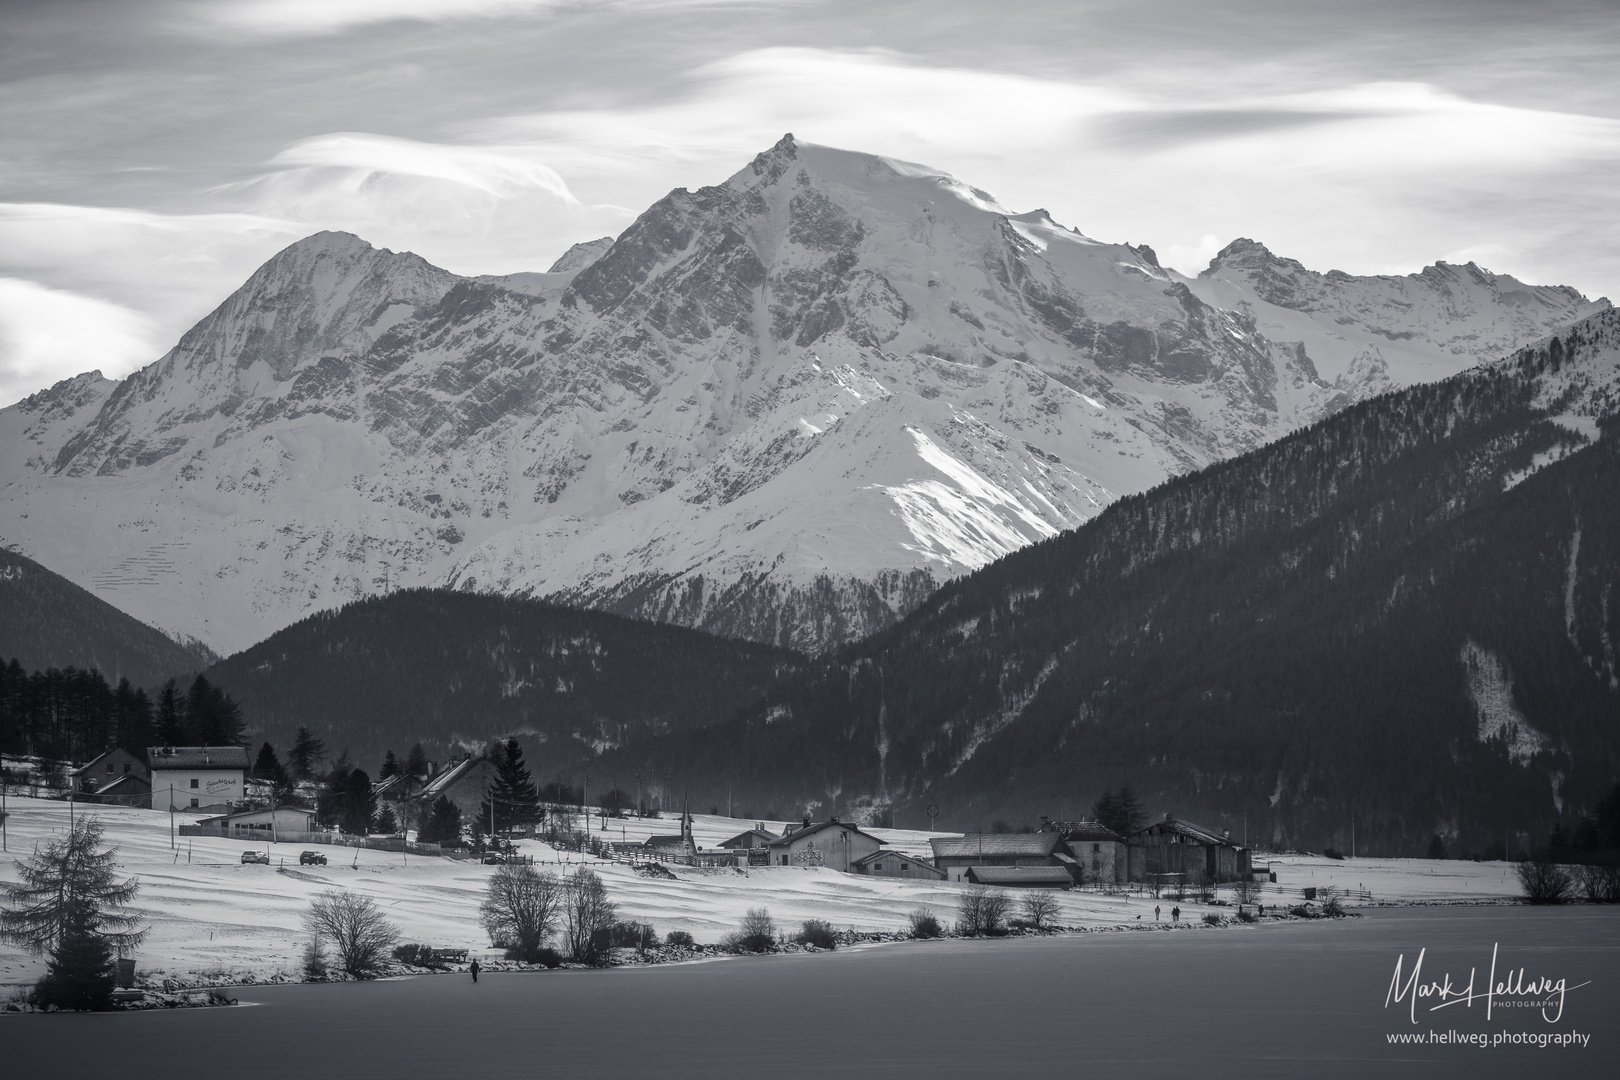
[597,309,1620,853]
[0,547,215,689]
[201,590,803,774]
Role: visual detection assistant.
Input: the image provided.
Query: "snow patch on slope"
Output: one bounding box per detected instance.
[1461,640,1548,765]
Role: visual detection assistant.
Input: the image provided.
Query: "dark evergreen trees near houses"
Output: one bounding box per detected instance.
[111,678,153,755]
[154,679,185,745]
[185,675,244,746]
[0,818,145,1010]
[341,768,375,836]
[418,796,463,846]
[478,738,540,835]
[379,751,401,779]
[288,727,326,781]
[404,743,429,779]
[252,742,291,793]
[1092,788,1143,838]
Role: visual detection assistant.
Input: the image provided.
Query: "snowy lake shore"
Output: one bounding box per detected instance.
[0,796,1529,992]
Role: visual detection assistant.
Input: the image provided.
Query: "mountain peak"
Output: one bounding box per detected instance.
[747,132,799,180]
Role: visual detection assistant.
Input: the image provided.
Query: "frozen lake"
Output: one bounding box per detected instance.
[8,906,1618,1079]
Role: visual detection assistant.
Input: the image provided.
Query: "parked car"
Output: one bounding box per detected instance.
[299,851,327,866]
[480,853,507,865]
[241,850,270,865]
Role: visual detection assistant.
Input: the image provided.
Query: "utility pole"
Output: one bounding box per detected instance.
[635,772,642,818]
[2,766,7,851]
[169,786,175,849]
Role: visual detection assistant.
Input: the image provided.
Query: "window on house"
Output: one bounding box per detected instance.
[190,798,198,808]
[106,764,113,773]
[901,863,909,871]
[190,779,199,789]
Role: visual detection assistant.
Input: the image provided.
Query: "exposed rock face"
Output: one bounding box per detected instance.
[0,136,1606,654]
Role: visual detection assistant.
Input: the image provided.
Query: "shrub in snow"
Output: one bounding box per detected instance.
[907,910,942,939]
[665,930,696,948]
[1573,863,1620,903]
[956,886,1009,936]
[302,936,327,979]
[794,920,837,950]
[1021,892,1058,930]
[1517,860,1573,904]
[734,907,776,952]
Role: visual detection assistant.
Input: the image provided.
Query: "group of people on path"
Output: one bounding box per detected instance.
[1153,905,1181,923]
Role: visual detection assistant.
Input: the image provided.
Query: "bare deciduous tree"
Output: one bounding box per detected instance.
[736,907,776,951]
[1516,860,1573,904]
[1021,891,1058,930]
[303,890,399,977]
[481,865,562,962]
[561,868,616,964]
[956,885,1009,936]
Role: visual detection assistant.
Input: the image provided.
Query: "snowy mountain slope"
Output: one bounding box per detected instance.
[0,136,1606,655]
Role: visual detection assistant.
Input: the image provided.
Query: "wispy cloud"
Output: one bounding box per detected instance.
[0,278,157,408]
[192,0,769,37]
[267,132,581,202]
[0,203,306,405]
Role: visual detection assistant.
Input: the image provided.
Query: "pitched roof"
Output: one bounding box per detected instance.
[1050,820,1125,843]
[965,865,1074,886]
[718,829,779,848]
[416,757,489,799]
[71,747,145,777]
[930,833,1062,860]
[1132,815,1237,846]
[852,850,944,874]
[765,820,886,848]
[146,746,251,770]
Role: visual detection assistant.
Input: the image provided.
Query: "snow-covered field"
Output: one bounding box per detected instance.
[0,797,1525,990]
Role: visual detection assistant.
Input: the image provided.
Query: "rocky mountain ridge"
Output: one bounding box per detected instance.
[0,135,1606,654]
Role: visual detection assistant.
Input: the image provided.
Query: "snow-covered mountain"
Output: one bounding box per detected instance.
[0,135,1606,655]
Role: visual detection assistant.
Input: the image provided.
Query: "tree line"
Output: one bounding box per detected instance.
[1,658,246,763]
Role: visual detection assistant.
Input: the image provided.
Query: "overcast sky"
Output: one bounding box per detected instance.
[1,0,1617,406]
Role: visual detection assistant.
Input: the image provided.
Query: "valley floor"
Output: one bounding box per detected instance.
[0,797,1525,990]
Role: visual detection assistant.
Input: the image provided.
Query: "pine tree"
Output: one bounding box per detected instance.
[419,796,462,846]
[34,897,117,1010]
[478,738,540,835]
[0,818,144,972]
[340,768,375,836]
[316,751,353,829]
[154,679,185,746]
[111,678,153,755]
[404,743,429,779]
[288,727,326,782]
[375,805,398,835]
[253,742,290,791]
[185,676,244,746]
[379,751,401,779]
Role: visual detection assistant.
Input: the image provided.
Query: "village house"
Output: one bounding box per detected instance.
[412,755,498,825]
[1126,814,1250,884]
[928,833,1067,883]
[717,825,779,866]
[1044,819,1128,884]
[70,747,147,796]
[148,746,250,812]
[852,849,945,880]
[766,819,885,871]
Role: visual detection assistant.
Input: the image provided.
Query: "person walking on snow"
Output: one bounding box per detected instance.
[1171,906,1180,924]
[1154,905,1161,922]
[469,959,480,983]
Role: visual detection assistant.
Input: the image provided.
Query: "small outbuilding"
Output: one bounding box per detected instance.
[853,849,945,880]
[965,865,1074,889]
[929,833,1066,882]
[197,806,319,836]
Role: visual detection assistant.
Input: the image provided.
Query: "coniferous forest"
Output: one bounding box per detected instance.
[587,312,1620,854]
